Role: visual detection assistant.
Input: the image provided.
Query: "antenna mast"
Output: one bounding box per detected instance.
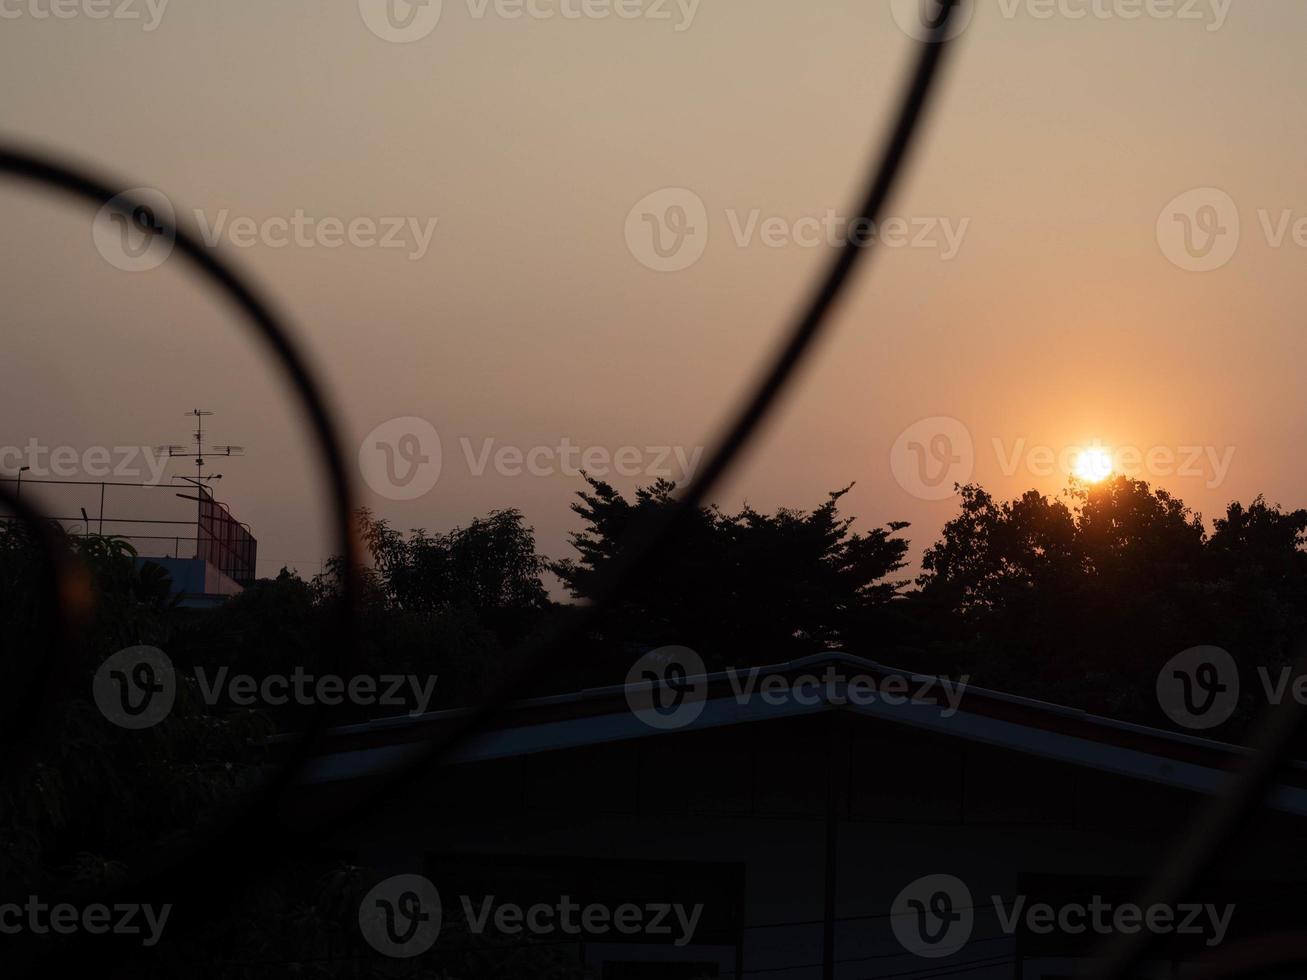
[158,409,245,488]
[157,410,247,565]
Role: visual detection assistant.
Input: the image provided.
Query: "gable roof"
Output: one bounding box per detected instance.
[289,652,1307,816]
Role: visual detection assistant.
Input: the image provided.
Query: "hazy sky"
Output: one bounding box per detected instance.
[3,0,1306,583]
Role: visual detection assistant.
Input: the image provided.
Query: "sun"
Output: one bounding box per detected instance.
[1072,446,1114,483]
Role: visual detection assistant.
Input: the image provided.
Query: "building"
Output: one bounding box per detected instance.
[286,652,1307,979]
[2,477,256,608]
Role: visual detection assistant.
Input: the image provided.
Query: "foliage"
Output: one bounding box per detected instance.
[552,475,912,668]
[916,476,1307,723]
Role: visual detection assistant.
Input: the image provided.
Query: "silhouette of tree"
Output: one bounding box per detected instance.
[313,508,550,643]
[1198,494,1307,684]
[552,475,911,667]
[916,476,1307,724]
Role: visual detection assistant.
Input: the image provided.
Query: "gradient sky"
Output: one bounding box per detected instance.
[3,0,1306,583]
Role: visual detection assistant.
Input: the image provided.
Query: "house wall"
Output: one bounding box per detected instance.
[337,714,1307,979]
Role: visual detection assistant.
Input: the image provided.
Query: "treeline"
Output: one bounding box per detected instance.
[7,472,1305,731]
[3,473,1305,975]
[304,472,1307,728]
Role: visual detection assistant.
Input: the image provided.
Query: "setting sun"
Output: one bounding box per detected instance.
[1072,447,1114,483]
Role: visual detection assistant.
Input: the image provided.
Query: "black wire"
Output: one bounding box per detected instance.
[0,149,360,976]
[303,0,967,851]
[0,0,972,969]
[9,8,1287,979]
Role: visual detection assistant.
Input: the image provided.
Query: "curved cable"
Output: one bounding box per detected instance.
[0,149,360,975]
[303,4,967,841]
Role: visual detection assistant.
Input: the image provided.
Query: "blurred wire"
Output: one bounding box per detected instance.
[312,0,967,854]
[0,148,360,976]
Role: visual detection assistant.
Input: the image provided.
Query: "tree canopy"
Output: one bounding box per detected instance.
[916,476,1307,720]
[552,475,912,668]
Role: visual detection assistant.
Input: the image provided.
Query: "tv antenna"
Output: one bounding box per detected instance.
[158,409,245,489]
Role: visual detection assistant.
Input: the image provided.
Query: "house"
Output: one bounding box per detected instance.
[287,652,1307,979]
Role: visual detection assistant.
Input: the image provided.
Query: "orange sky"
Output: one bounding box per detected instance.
[3,0,1306,578]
